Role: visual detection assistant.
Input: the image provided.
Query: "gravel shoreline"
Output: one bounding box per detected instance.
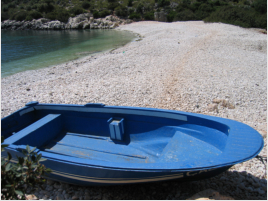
[1,21,267,199]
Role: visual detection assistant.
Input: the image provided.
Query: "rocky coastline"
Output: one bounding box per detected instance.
[1,14,133,30]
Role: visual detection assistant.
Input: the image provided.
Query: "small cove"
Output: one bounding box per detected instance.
[1,29,136,77]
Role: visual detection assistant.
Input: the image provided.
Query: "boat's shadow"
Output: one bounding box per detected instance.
[54,170,267,199]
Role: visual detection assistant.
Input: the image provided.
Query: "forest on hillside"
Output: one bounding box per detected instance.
[1,0,267,29]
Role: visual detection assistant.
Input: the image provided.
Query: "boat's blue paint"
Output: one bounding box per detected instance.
[1,102,264,186]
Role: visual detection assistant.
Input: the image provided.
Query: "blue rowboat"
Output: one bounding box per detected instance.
[1,101,263,186]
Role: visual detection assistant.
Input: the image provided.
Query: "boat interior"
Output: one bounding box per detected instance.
[2,107,230,164]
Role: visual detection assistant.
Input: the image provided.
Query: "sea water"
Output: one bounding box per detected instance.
[1,29,136,77]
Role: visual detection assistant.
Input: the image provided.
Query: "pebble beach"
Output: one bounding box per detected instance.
[1,21,267,199]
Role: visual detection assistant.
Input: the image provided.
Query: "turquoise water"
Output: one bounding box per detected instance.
[1,29,136,77]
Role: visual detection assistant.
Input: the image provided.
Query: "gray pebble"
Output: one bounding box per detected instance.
[252,182,260,188]
[175,191,181,198]
[61,183,69,189]
[54,183,61,189]
[239,182,245,189]
[56,194,64,200]
[247,178,254,184]
[261,185,267,191]
[247,187,254,192]
[102,195,109,200]
[64,194,69,200]
[220,176,226,180]
[93,194,102,200]
[258,188,266,194]
[47,180,55,185]
[72,195,79,200]
[46,185,53,191]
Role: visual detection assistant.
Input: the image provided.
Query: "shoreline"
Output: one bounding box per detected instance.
[1,15,133,30]
[1,21,267,199]
[1,29,140,78]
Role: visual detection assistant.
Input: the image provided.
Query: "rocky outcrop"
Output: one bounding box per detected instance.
[1,14,133,30]
[65,13,92,29]
[154,10,167,22]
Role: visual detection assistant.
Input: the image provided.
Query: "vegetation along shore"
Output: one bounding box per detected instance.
[1,0,267,29]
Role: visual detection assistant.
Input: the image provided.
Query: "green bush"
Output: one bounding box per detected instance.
[45,12,57,20]
[108,2,119,11]
[175,9,196,21]
[243,0,250,6]
[115,6,128,17]
[11,11,28,21]
[189,2,201,12]
[7,3,16,9]
[32,4,37,9]
[128,0,133,7]
[29,11,43,19]
[253,0,267,14]
[82,1,90,9]
[25,15,33,21]
[37,3,45,13]
[144,11,154,20]
[128,8,135,14]
[197,0,209,3]
[129,12,141,20]
[157,0,170,8]
[204,5,266,29]
[71,7,84,15]
[99,10,111,18]
[210,0,221,6]
[136,3,144,14]
[57,9,70,23]
[182,0,191,7]
[167,10,176,22]
[45,8,70,22]
[1,12,10,21]
[195,3,214,20]
[2,5,9,12]
[1,137,52,200]
[199,3,214,12]
[93,11,100,18]
[26,5,32,11]
[254,13,267,29]
[37,2,54,13]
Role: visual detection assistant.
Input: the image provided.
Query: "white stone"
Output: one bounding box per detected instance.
[2,21,267,200]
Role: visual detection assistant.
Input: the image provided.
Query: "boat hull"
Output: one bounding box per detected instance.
[2,151,231,186]
[1,102,263,186]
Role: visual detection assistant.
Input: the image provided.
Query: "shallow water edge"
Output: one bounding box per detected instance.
[1,29,137,78]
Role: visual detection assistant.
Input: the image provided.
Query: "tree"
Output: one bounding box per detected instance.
[82,1,90,9]
[136,3,144,14]
[115,6,128,17]
[158,0,170,7]
[128,0,133,7]
[108,2,119,11]
[253,0,267,14]
[144,11,154,20]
